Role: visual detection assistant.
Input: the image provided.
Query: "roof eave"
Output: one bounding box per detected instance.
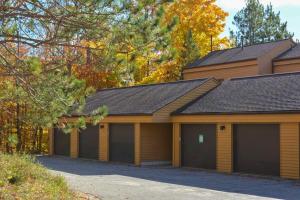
[183,58,257,70]
[172,110,300,116]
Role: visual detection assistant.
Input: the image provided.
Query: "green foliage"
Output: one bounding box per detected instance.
[0,1,174,132]
[0,154,74,199]
[0,71,86,128]
[179,30,199,68]
[25,57,42,75]
[91,105,108,125]
[86,1,175,85]
[7,134,18,148]
[230,0,294,46]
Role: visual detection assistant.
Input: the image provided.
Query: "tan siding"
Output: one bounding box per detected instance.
[134,123,141,166]
[216,123,233,173]
[99,123,109,161]
[173,115,300,179]
[273,59,300,74]
[274,59,300,66]
[172,123,181,167]
[183,60,258,80]
[184,65,258,80]
[48,128,54,155]
[70,128,78,158]
[153,79,219,122]
[280,123,300,179]
[257,39,294,74]
[141,123,172,162]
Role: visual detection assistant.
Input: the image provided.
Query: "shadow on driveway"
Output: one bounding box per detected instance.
[38,156,300,200]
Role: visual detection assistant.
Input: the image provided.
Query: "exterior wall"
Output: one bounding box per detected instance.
[134,123,141,166]
[172,122,233,173]
[172,114,300,179]
[172,123,181,167]
[273,59,300,74]
[48,128,54,155]
[183,60,258,80]
[153,79,219,122]
[70,128,79,158]
[216,123,233,173]
[140,123,172,162]
[280,123,300,179]
[99,123,109,161]
[257,40,294,74]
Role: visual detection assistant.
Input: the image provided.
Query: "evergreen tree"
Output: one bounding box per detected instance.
[230,0,293,46]
[261,4,292,42]
[0,0,174,149]
[179,30,199,68]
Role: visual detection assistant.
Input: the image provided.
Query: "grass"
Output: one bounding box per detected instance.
[0,153,75,200]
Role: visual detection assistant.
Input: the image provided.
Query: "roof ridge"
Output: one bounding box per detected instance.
[187,39,293,68]
[204,38,293,54]
[230,71,300,81]
[96,78,209,92]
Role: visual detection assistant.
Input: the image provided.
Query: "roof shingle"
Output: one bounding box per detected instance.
[187,39,292,68]
[81,78,209,116]
[175,72,300,115]
[275,43,300,60]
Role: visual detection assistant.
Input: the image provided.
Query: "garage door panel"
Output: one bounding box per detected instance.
[54,128,70,156]
[234,124,279,176]
[109,124,134,163]
[79,124,99,159]
[181,124,216,169]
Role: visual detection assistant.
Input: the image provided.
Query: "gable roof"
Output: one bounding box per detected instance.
[187,39,292,68]
[275,43,300,61]
[174,72,300,115]
[80,78,210,116]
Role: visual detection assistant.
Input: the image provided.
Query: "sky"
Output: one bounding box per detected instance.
[216,0,300,40]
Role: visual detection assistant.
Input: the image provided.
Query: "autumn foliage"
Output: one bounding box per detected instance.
[73,66,119,90]
[0,0,230,153]
[139,0,229,84]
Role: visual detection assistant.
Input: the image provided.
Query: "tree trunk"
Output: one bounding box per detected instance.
[38,127,43,153]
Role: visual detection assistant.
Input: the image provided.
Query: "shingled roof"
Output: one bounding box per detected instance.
[187,39,292,68]
[174,72,300,115]
[275,43,300,60]
[81,78,210,116]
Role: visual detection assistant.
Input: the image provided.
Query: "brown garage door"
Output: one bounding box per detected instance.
[79,124,99,159]
[54,128,70,156]
[181,124,216,169]
[109,124,134,163]
[233,124,280,176]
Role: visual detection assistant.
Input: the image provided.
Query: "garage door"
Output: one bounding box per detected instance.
[79,124,99,159]
[109,124,134,163]
[54,128,70,156]
[233,124,279,176]
[181,124,216,169]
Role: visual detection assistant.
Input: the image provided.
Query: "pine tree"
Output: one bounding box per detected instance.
[180,30,200,68]
[0,0,173,150]
[230,0,293,46]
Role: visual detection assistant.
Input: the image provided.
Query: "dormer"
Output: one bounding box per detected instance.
[273,43,300,74]
[183,39,295,80]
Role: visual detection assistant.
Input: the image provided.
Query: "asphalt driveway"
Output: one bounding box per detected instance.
[38,156,300,200]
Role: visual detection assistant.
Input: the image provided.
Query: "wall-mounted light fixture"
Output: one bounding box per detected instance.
[219,125,226,131]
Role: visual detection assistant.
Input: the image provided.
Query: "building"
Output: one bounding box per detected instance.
[49,39,300,180]
[273,43,300,73]
[183,39,295,80]
[49,78,219,165]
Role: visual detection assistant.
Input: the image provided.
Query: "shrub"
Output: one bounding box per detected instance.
[0,153,75,200]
